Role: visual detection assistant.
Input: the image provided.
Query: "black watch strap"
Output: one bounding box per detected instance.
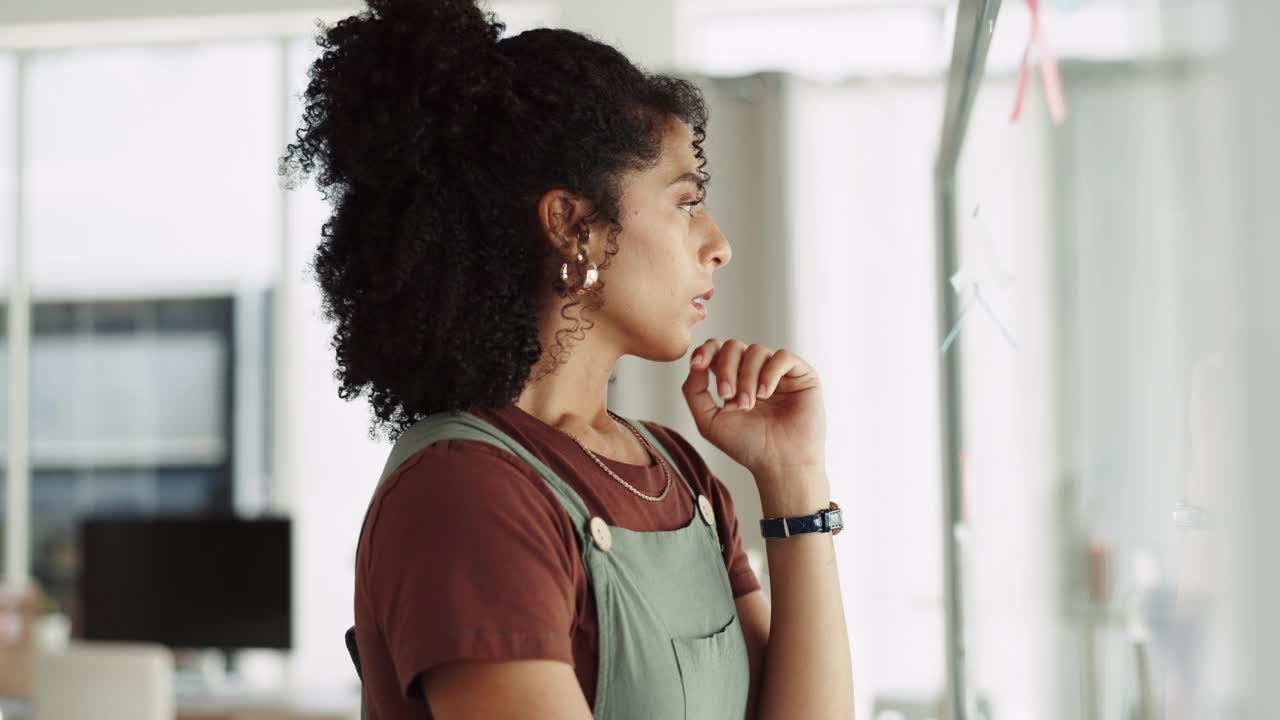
[760,501,844,538]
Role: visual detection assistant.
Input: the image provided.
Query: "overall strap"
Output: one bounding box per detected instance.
[355,410,598,564]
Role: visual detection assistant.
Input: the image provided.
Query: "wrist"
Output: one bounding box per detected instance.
[754,465,831,517]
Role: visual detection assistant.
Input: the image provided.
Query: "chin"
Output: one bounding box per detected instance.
[631,326,693,364]
[634,344,689,364]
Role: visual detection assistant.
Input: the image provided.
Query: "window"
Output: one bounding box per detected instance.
[5,297,235,618]
[4,38,281,621]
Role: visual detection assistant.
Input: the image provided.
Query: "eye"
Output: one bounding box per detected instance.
[679,190,707,217]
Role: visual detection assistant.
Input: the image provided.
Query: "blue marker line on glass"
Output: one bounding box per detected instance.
[973,287,1018,350]
[941,298,973,354]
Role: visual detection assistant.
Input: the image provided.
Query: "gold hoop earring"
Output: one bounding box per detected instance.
[558,228,598,295]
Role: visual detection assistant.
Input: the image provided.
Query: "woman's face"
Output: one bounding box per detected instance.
[592,118,732,362]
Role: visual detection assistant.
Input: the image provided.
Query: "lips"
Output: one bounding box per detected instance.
[691,288,713,319]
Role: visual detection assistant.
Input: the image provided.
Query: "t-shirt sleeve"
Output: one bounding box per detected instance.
[711,472,763,598]
[359,439,580,700]
[644,421,762,599]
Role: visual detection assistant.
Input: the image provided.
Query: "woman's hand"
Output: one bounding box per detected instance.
[681,339,827,480]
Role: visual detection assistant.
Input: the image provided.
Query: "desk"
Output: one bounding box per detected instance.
[0,696,357,720]
[178,711,351,720]
[13,641,360,720]
[175,687,358,720]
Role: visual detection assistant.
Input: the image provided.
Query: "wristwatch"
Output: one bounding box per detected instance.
[760,501,844,538]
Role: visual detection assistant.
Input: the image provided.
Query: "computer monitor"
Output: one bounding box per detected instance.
[78,516,291,650]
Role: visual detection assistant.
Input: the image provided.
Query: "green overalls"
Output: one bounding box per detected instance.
[345,410,752,719]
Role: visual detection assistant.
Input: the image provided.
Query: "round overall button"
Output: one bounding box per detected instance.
[697,495,715,526]
[589,516,612,552]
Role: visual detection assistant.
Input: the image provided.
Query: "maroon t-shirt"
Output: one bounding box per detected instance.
[352,402,761,718]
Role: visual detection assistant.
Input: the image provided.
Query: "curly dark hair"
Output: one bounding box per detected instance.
[279,0,710,442]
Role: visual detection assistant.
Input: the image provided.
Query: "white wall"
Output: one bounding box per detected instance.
[1229,0,1280,715]
[0,0,356,25]
[784,75,949,714]
[0,0,680,74]
[19,42,282,299]
[275,153,391,700]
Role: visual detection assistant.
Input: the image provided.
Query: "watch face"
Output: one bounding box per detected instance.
[829,509,843,529]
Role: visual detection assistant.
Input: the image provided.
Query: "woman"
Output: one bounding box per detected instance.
[281,0,854,717]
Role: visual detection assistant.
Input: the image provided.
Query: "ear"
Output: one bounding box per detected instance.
[536,189,594,255]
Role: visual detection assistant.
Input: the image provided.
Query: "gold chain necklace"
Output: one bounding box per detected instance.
[565,410,673,502]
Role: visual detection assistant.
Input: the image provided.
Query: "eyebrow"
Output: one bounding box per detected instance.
[667,171,705,188]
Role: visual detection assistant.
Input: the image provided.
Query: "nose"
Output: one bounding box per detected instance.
[700,211,731,269]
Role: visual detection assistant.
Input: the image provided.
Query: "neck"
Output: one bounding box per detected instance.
[516,300,623,439]
[515,387,614,438]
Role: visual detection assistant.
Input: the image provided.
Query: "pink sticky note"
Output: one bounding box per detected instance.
[1011,0,1067,125]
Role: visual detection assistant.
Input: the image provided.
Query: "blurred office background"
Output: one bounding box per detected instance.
[0,0,1276,718]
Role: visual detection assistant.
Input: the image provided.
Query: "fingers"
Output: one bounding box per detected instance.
[757,348,809,398]
[736,344,772,410]
[683,339,724,426]
[685,340,816,425]
[688,338,722,376]
[711,339,746,406]
[685,339,776,412]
